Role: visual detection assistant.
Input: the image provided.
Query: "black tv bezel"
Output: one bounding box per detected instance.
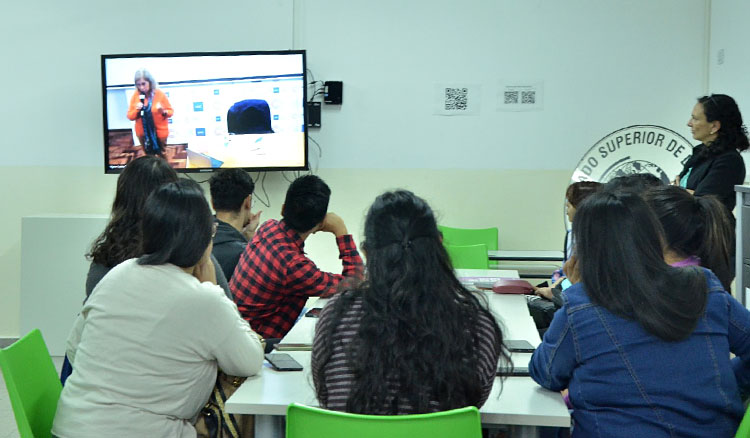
[100,49,309,174]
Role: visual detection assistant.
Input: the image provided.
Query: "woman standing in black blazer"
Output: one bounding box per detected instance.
[676,94,749,212]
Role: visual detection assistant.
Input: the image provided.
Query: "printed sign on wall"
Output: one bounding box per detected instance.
[433,84,481,116]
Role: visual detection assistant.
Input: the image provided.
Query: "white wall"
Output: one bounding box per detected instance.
[0,0,709,338]
[298,0,708,170]
[708,0,750,171]
[709,0,750,105]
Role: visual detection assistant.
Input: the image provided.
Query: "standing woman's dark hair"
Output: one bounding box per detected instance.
[88,156,178,267]
[312,190,509,414]
[574,191,708,341]
[138,179,214,268]
[644,186,734,291]
[698,94,750,154]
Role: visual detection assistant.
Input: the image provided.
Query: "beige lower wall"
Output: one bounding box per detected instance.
[0,166,572,337]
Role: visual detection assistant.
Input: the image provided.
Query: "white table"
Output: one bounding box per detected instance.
[488,250,564,262]
[227,351,569,429]
[282,270,525,347]
[227,268,569,437]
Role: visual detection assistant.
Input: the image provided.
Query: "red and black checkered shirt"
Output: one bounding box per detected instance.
[229,219,363,339]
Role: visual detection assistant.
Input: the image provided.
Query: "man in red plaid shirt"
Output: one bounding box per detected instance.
[230,175,363,340]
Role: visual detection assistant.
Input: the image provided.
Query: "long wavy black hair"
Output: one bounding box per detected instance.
[314,190,509,414]
[644,185,734,291]
[574,190,708,341]
[88,156,178,267]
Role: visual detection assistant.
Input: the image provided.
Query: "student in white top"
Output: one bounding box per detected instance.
[52,179,264,438]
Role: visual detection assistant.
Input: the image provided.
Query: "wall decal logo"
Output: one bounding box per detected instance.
[572,125,693,184]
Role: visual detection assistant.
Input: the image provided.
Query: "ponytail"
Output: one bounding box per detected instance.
[698,94,750,152]
[645,186,735,291]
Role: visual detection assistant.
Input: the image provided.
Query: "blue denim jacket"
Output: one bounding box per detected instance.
[529,268,750,437]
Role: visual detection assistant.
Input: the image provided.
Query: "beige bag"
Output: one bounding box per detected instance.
[195,372,254,438]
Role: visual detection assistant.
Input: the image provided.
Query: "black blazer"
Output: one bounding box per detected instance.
[680,145,745,211]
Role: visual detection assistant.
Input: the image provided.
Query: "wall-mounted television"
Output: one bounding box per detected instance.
[101,50,308,173]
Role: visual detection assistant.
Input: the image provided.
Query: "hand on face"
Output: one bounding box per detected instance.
[193,242,216,284]
[318,212,348,237]
[242,210,262,240]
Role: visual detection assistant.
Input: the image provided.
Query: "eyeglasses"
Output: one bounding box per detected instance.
[212,222,218,238]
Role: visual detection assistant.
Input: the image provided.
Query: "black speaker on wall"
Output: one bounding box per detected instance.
[324,81,343,104]
[307,102,321,127]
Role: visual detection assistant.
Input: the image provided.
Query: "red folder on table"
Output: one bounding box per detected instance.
[491,278,535,295]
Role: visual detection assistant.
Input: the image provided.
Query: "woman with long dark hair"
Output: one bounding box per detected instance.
[311,190,509,414]
[86,155,229,297]
[676,94,748,212]
[644,185,734,291]
[529,190,750,437]
[86,155,177,294]
[53,180,264,437]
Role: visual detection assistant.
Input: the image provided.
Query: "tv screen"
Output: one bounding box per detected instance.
[101,50,308,173]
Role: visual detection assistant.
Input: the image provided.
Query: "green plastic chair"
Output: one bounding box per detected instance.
[446,243,490,269]
[737,406,750,437]
[0,329,62,438]
[286,403,482,438]
[438,225,499,251]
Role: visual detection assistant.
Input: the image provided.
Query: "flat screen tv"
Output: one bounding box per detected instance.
[101,50,308,173]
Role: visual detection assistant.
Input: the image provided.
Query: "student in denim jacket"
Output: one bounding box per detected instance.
[529,190,750,438]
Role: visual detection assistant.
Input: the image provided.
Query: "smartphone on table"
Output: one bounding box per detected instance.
[265,353,303,371]
[497,366,530,376]
[505,339,536,353]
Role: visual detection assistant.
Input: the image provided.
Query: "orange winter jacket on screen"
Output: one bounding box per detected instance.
[126,89,173,140]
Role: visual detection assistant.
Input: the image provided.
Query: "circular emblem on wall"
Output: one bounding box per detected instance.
[571,125,694,184]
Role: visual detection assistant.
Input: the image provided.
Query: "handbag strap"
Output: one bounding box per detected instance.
[214,383,241,437]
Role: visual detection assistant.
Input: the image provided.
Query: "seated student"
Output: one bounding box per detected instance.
[86,155,231,298]
[209,169,262,280]
[312,190,509,414]
[530,181,600,330]
[644,185,734,291]
[230,174,364,340]
[52,180,264,438]
[61,156,231,385]
[529,190,750,437]
[540,181,600,291]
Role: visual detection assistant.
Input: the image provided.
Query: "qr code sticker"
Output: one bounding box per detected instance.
[445,87,468,111]
[521,91,536,104]
[504,91,519,104]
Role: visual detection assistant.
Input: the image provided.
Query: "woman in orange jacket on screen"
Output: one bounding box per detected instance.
[126,69,173,156]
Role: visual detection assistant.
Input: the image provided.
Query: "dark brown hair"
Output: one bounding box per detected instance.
[88,156,178,267]
[565,181,602,207]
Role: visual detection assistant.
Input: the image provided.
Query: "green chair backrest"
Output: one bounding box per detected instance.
[438,225,498,251]
[737,405,750,438]
[446,243,490,269]
[0,329,62,438]
[286,403,482,438]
